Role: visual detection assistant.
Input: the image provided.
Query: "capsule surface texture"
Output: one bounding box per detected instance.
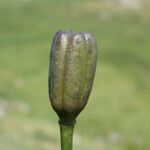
[49,31,98,124]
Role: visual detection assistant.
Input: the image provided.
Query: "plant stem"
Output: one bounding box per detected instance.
[59,121,76,150]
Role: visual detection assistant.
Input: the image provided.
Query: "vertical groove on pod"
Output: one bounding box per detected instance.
[61,32,70,112]
[79,33,87,105]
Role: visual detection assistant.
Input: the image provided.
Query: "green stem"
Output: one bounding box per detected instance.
[59,121,76,150]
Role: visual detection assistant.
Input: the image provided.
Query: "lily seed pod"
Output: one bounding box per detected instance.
[49,31,97,124]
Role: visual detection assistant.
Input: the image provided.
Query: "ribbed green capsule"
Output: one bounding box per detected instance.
[49,31,97,124]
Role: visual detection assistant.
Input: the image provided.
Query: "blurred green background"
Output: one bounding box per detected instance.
[0,0,149,149]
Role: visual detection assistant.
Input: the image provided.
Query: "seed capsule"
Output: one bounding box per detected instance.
[49,31,98,124]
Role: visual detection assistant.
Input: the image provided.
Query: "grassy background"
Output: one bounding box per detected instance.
[0,0,149,149]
